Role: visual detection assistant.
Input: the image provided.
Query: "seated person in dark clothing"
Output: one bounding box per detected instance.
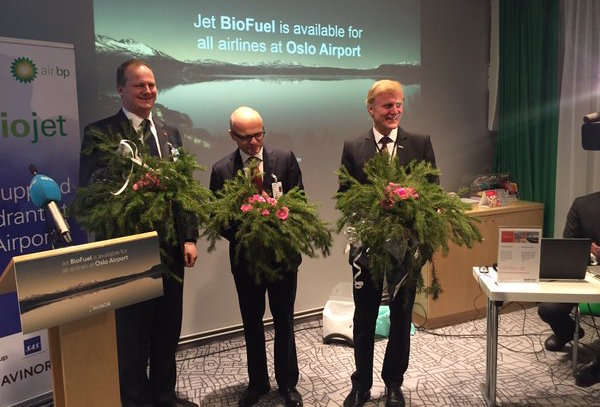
[537,191,600,386]
[537,302,584,351]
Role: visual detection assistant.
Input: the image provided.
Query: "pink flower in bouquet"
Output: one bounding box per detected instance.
[267,197,278,206]
[381,183,419,207]
[143,172,160,187]
[148,173,160,186]
[387,183,419,200]
[404,187,419,199]
[133,172,161,191]
[276,206,289,221]
[241,203,253,212]
[248,194,261,203]
[393,186,408,199]
[261,209,270,216]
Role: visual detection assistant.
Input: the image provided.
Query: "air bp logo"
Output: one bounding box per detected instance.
[11,57,38,83]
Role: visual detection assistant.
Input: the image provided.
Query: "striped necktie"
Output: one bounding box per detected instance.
[379,135,393,155]
[141,119,159,157]
[247,156,263,193]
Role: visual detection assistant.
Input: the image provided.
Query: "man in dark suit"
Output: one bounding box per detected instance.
[209,106,303,407]
[537,192,600,386]
[79,60,199,407]
[339,80,436,407]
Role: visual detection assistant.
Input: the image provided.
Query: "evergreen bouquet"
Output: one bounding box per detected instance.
[335,154,481,298]
[70,124,212,254]
[204,163,333,283]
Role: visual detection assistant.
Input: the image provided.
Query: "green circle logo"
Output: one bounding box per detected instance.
[11,57,38,83]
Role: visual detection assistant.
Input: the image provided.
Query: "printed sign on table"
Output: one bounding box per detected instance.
[497,227,542,283]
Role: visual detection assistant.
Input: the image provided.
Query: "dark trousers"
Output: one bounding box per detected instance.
[351,264,416,392]
[116,257,184,407]
[232,268,299,391]
[538,302,578,342]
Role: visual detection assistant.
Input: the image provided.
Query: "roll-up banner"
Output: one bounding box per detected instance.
[0,36,83,407]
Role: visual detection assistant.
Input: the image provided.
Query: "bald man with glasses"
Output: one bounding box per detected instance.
[209,107,304,407]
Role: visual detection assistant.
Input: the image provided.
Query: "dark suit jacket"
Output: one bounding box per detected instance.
[79,109,198,251]
[563,191,600,244]
[339,127,437,190]
[209,145,303,272]
[340,127,437,270]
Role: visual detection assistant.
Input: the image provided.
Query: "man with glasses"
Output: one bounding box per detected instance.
[209,106,304,407]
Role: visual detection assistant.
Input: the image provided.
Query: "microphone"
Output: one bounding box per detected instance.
[29,166,72,244]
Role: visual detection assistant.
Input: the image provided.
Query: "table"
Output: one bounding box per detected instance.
[415,201,544,328]
[472,267,600,407]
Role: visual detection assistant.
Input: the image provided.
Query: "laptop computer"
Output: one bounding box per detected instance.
[539,238,591,280]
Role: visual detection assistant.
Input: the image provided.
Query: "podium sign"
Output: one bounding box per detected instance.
[1,232,163,334]
[0,231,164,407]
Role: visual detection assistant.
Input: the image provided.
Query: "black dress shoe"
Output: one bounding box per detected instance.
[343,388,370,407]
[279,387,303,407]
[238,386,270,407]
[575,360,600,387]
[544,329,584,351]
[173,396,199,407]
[154,396,198,407]
[385,387,405,407]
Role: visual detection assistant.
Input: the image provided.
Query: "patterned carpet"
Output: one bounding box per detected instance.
[174,305,600,406]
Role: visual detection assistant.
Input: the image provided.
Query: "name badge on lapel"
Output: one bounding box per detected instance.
[271,174,283,199]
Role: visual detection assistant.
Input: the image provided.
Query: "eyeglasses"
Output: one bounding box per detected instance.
[231,130,265,142]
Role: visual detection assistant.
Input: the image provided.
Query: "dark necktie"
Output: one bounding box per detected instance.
[141,119,160,157]
[247,156,263,193]
[380,136,393,155]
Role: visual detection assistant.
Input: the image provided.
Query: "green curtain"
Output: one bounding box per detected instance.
[496,0,559,236]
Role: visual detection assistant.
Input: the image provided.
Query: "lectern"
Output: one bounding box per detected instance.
[0,231,164,407]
